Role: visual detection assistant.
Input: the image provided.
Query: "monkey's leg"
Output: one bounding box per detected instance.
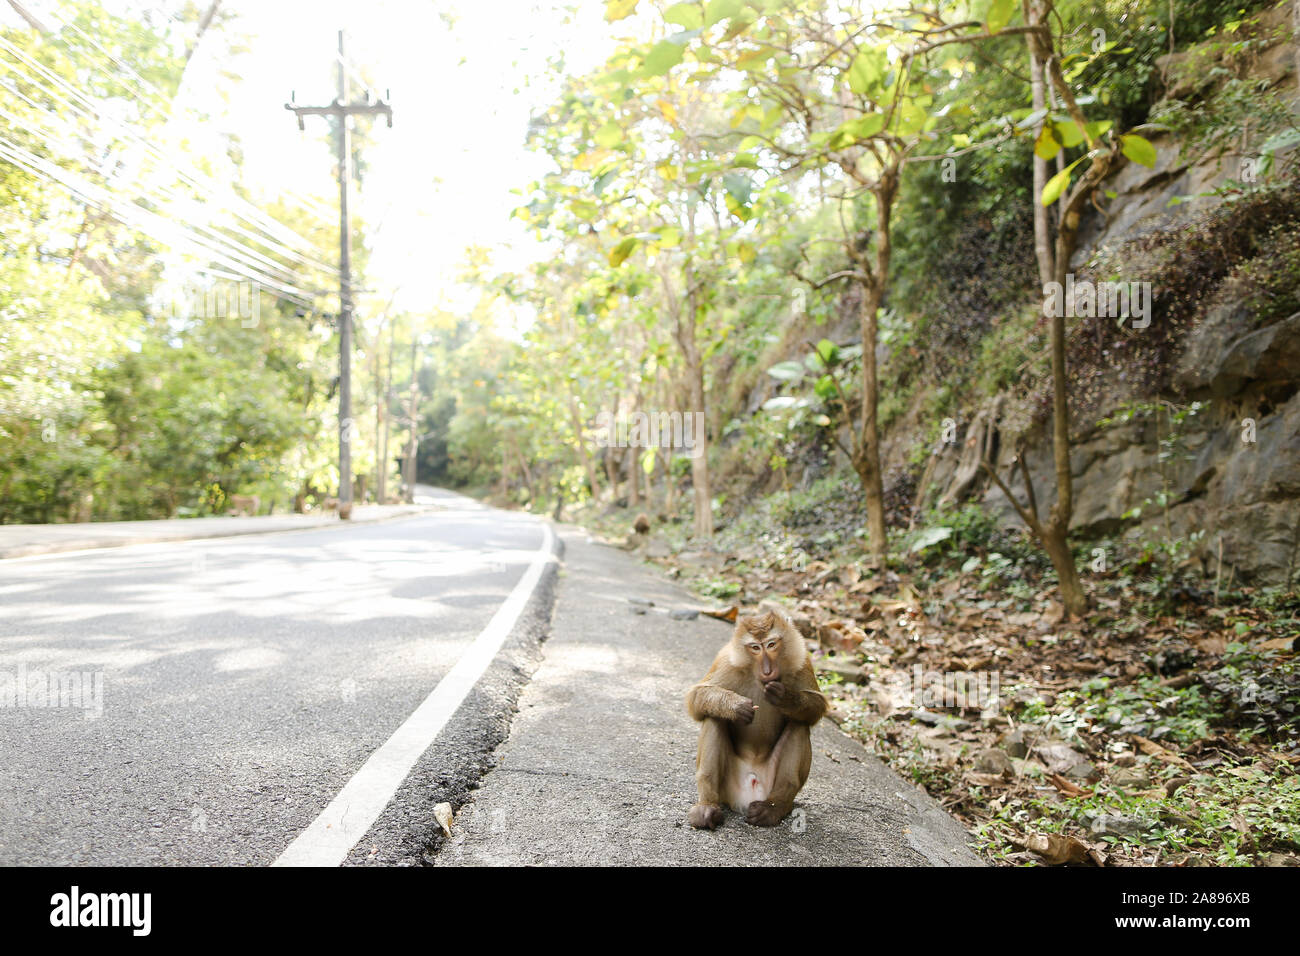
[745,722,812,827]
[689,718,733,830]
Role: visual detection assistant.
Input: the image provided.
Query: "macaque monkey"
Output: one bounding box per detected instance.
[686,609,827,829]
[228,494,260,517]
[633,513,651,535]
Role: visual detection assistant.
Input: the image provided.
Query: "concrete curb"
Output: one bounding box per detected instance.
[0,505,440,560]
[344,518,567,866]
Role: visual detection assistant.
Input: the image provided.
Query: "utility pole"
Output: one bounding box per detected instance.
[375,316,392,505]
[286,30,392,519]
[403,336,419,503]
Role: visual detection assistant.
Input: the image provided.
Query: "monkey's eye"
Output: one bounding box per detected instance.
[766,641,777,649]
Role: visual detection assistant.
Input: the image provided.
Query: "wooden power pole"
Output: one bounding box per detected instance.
[286,30,391,519]
[403,335,419,503]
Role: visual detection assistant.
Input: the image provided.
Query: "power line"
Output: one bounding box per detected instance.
[13,3,340,261]
[0,53,325,295]
[0,34,337,285]
[0,131,317,306]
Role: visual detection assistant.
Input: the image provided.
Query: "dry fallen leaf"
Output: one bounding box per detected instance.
[1132,734,1196,771]
[1048,773,1093,798]
[700,605,739,623]
[1258,636,1296,653]
[433,802,454,838]
[1024,833,1092,866]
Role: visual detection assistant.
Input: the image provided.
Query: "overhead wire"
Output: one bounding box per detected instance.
[0,45,326,297]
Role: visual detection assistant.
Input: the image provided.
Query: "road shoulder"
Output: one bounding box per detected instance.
[438,524,981,866]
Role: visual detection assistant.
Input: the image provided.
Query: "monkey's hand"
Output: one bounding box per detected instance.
[731,696,756,725]
[762,681,788,706]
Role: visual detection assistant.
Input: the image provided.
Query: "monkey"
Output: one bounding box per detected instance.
[633,512,651,535]
[685,608,827,829]
[228,494,260,517]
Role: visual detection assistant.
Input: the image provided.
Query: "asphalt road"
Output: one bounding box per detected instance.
[0,489,979,867]
[0,489,556,866]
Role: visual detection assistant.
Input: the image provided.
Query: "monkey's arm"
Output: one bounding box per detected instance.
[686,681,754,723]
[763,661,828,725]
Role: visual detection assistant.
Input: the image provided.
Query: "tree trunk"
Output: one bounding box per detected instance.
[677,198,712,539]
[682,338,712,538]
[855,279,887,564]
[1028,10,1055,288]
[1009,0,1091,617]
[629,439,641,507]
[1042,523,1087,615]
[569,394,600,501]
[846,164,899,566]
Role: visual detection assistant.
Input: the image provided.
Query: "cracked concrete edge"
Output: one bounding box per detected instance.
[344,521,566,866]
[435,525,985,867]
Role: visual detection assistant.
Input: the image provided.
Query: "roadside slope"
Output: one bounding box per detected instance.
[438,525,980,867]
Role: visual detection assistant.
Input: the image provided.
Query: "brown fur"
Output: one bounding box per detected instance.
[685,609,827,829]
[228,494,260,517]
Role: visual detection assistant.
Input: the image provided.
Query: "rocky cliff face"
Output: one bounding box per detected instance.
[919,6,1300,585]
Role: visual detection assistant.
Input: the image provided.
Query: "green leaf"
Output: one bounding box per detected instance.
[910,526,954,553]
[845,49,884,95]
[605,0,638,22]
[703,0,744,25]
[594,122,623,149]
[829,112,884,148]
[592,168,618,195]
[664,2,703,29]
[1054,119,1084,149]
[766,361,805,382]
[814,338,838,366]
[1034,125,1062,160]
[987,0,1016,33]
[813,375,837,401]
[643,39,686,76]
[762,396,808,412]
[655,225,682,248]
[609,236,640,266]
[893,99,926,136]
[722,171,751,206]
[641,449,656,475]
[1120,133,1157,168]
[1040,156,1084,206]
[1085,119,1113,141]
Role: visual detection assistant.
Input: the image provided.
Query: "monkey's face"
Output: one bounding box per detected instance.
[742,631,782,684]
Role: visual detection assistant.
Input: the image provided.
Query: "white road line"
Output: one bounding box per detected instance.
[272,521,557,867]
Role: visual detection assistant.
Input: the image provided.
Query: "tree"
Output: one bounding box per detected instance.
[978,0,1159,616]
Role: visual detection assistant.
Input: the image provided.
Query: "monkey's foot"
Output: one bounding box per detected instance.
[688,803,725,830]
[745,800,791,827]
